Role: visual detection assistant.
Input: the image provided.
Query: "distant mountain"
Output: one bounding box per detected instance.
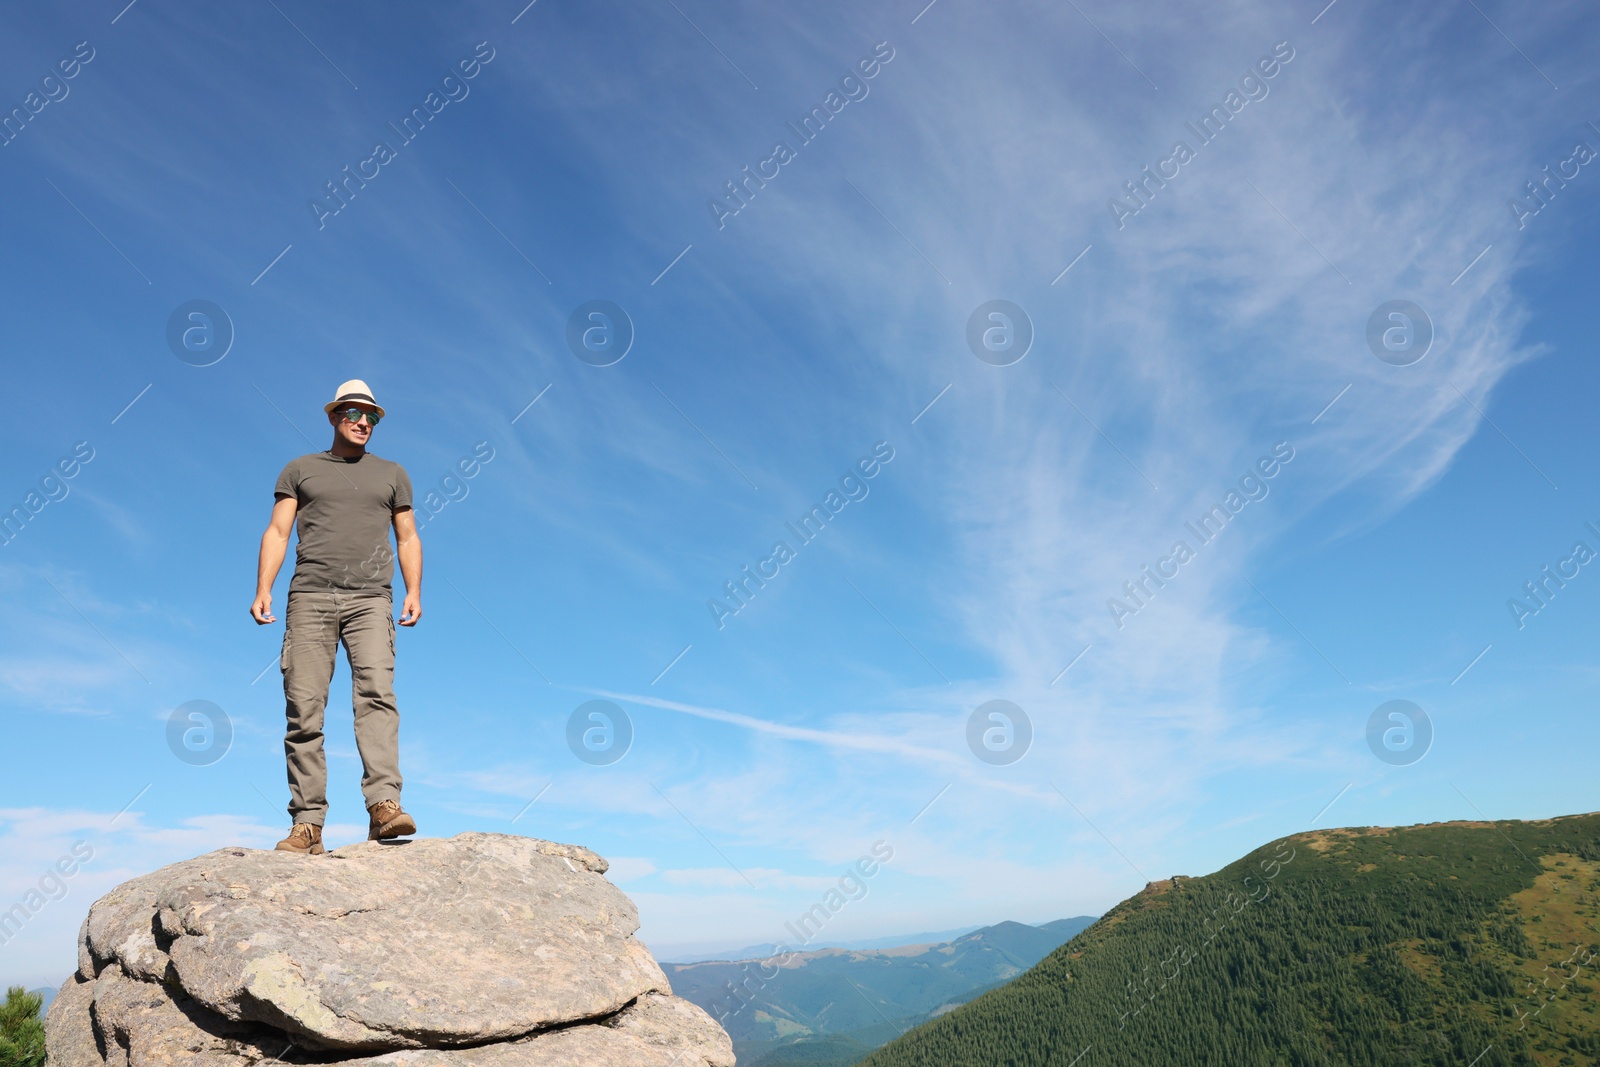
[30,986,55,1011]
[662,917,1096,1065]
[862,813,1600,1067]
[658,926,986,965]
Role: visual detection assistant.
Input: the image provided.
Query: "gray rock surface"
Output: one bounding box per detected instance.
[79,872,174,985]
[352,994,738,1067]
[42,976,100,1067]
[45,833,732,1067]
[87,967,291,1067]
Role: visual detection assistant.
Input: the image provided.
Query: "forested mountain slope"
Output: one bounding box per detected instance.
[862,813,1600,1067]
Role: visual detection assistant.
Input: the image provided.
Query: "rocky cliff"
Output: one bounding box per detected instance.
[43,832,732,1067]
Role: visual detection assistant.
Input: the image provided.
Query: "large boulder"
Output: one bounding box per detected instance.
[45,833,732,1067]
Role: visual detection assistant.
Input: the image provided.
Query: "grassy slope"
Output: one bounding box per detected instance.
[859,813,1600,1067]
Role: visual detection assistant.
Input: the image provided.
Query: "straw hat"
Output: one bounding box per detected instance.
[323,379,386,418]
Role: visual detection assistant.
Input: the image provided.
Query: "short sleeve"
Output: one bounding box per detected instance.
[274,459,301,499]
[392,465,414,510]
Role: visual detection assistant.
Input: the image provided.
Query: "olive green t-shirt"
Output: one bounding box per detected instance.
[274,451,414,595]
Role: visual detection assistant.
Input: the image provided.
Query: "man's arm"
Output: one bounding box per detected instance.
[251,495,298,624]
[394,507,422,626]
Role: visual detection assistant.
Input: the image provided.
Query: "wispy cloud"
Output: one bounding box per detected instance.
[582,686,961,767]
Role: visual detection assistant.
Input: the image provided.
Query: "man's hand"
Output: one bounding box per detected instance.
[251,591,276,624]
[399,594,422,627]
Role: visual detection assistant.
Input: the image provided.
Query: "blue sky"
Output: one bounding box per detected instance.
[2,0,1599,988]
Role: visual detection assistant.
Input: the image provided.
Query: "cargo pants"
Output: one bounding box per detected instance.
[281,590,402,826]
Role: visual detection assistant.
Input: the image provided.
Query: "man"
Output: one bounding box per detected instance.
[250,379,422,855]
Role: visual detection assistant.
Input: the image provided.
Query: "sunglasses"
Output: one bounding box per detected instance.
[337,407,381,427]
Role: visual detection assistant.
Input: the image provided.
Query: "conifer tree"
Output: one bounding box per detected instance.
[0,987,46,1067]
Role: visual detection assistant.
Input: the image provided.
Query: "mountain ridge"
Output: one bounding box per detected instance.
[664,916,1096,1065]
[655,925,989,965]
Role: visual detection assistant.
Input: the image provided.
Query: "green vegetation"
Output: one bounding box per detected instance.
[861,813,1600,1067]
[0,987,45,1067]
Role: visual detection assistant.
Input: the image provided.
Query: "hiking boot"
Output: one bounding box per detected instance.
[368,799,416,841]
[274,822,325,855]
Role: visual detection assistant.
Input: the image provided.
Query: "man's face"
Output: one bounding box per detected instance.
[330,404,380,447]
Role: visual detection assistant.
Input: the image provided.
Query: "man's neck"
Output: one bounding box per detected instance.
[329,439,366,459]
